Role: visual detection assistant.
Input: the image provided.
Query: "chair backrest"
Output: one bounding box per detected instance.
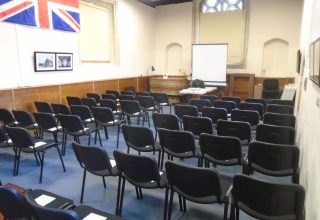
[174,104,198,120]
[270,99,294,106]
[58,114,85,133]
[165,161,223,202]
[113,150,161,185]
[100,99,117,112]
[256,124,295,145]
[86,93,100,103]
[91,107,114,124]
[263,112,296,127]
[151,92,169,104]
[122,125,155,150]
[51,103,71,115]
[72,142,113,173]
[239,102,264,119]
[66,96,82,106]
[222,96,241,108]
[200,95,218,106]
[182,115,213,136]
[267,104,294,115]
[106,90,120,100]
[101,93,117,102]
[34,112,58,130]
[213,100,236,114]
[152,113,179,131]
[34,101,54,114]
[231,109,260,126]
[158,128,195,154]
[120,100,141,114]
[262,79,280,99]
[6,126,34,149]
[119,94,135,101]
[216,120,251,143]
[247,141,300,181]
[136,91,150,97]
[189,99,211,113]
[232,174,305,220]
[201,107,227,124]
[0,108,16,125]
[245,98,267,111]
[0,127,9,144]
[81,97,97,108]
[124,86,136,94]
[137,96,156,109]
[70,105,93,121]
[0,187,33,219]
[12,110,35,127]
[199,134,242,166]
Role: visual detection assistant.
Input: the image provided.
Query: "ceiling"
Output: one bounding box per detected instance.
[137,0,192,8]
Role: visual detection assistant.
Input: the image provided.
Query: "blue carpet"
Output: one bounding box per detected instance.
[0,106,290,220]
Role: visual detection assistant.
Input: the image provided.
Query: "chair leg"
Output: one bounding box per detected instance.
[97,130,102,147]
[139,187,143,198]
[88,134,91,146]
[157,151,161,168]
[223,200,229,220]
[80,169,87,203]
[119,178,126,216]
[102,176,106,188]
[116,177,122,215]
[178,196,183,211]
[135,186,140,199]
[16,150,21,176]
[168,189,174,220]
[230,203,235,220]
[33,151,40,166]
[116,124,120,148]
[163,187,169,220]
[104,127,109,139]
[160,151,165,170]
[56,144,66,172]
[38,151,45,183]
[183,197,186,212]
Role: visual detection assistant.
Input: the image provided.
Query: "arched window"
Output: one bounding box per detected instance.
[201,0,243,13]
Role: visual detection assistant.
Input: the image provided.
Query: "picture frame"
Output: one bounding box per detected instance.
[56,53,73,71]
[34,52,56,72]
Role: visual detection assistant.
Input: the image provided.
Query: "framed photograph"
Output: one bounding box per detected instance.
[34,52,56,72]
[56,53,73,71]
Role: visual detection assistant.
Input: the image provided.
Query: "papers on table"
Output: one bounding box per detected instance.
[35,194,56,206]
[83,213,107,220]
[179,87,216,95]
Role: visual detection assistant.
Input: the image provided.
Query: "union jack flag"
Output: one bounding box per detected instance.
[0,0,80,32]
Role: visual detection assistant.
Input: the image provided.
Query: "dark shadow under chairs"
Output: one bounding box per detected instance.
[51,103,71,115]
[158,128,198,170]
[152,113,180,141]
[202,107,228,127]
[34,101,55,115]
[6,126,65,183]
[81,97,98,109]
[12,110,41,138]
[263,112,296,127]
[230,174,305,220]
[267,104,294,115]
[231,109,260,130]
[165,161,231,220]
[151,92,172,114]
[66,96,83,106]
[86,92,101,103]
[182,115,213,139]
[243,141,300,183]
[222,96,241,108]
[33,112,63,144]
[256,124,295,145]
[91,107,125,148]
[58,114,102,155]
[189,99,211,115]
[213,100,236,116]
[122,124,161,166]
[72,142,119,203]
[0,108,18,127]
[113,150,168,219]
[200,95,218,106]
[239,102,264,119]
[216,120,251,146]
[245,98,267,112]
[120,100,149,127]
[199,134,242,168]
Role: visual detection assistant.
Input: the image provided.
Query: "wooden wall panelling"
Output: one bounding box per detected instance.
[137,77,149,92]
[0,90,14,110]
[14,85,60,112]
[94,79,118,95]
[119,78,138,92]
[227,74,255,100]
[60,82,94,104]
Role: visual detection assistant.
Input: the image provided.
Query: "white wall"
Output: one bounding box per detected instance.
[154,2,193,76]
[0,0,155,89]
[295,0,320,219]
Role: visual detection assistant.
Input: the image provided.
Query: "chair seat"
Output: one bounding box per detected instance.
[74,205,123,220]
[164,147,199,159]
[90,159,119,176]
[21,141,57,153]
[26,189,73,209]
[24,123,39,130]
[126,171,167,189]
[129,142,161,152]
[251,163,295,176]
[67,127,96,136]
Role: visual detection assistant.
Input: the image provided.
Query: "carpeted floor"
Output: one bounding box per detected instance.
[0,106,290,220]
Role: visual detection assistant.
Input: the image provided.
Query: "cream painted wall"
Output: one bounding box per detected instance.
[295,0,320,219]
[154,2,193,76]
[0,0,155,89]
